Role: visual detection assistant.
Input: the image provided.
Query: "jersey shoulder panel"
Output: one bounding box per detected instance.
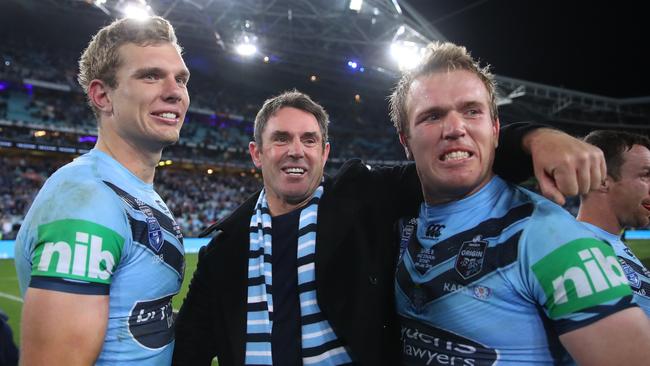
[515,187,633,326]
[23,158,129,289]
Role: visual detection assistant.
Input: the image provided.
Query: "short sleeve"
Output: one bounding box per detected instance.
[25,179,128,295]
[522,204,635,334]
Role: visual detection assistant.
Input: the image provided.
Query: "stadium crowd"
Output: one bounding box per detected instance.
[0,155,262,240]
[0,34,587,241]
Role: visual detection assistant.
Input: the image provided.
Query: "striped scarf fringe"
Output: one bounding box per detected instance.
[245,186,354,365]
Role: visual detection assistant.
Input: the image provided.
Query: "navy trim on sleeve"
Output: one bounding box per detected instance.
[29,276,110,295]
[553,295,636,334]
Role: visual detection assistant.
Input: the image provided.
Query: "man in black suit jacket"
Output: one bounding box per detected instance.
[173,90,605,365]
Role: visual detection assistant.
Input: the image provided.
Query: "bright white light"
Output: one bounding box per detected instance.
[390,41,424,71]
[391,0,402,14]
[236,43,257,56]
[347,60,358,69]
[123,3,151,20]
[94,0,107,5]
[349,0,363,12]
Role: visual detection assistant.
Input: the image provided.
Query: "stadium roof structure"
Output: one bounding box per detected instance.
[5,0,650,131]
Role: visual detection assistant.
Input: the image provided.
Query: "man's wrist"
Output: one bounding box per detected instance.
[522,127,559,154]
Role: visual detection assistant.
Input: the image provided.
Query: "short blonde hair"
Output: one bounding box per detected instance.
[389,41,498,136]
[77,16,182,119]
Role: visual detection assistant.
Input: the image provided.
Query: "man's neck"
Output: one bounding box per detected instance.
[265,192,314,217]
[95,135,161,184]
[577,203,622,236]
[423,174,496,206]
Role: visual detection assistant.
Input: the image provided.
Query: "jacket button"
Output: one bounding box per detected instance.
[369,276,378,285]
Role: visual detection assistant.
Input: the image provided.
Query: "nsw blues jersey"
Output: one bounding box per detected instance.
[581,222,650,317]
[15,149,184,365]
[395,176,635,365]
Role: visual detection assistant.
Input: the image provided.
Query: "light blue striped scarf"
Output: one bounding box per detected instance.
[245,186,354,365]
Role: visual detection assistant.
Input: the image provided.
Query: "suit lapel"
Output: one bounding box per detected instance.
[315,187,361,274]
[215,193,258,365]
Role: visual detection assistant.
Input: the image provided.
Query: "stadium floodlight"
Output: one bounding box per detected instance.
[235,43,257,56]
[349,0,363,12]
[234,32,258,57]
[122,2,152,20]
[347,60,358,69]
[390,40,425,71]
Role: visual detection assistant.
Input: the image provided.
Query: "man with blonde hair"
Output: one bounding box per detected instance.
[16,16,189,365]
[391,42,650,365]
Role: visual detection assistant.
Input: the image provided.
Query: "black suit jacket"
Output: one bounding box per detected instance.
[173,160,421,365]
[172,123,538,365]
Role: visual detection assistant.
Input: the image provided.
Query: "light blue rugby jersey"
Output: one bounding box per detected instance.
[581,222,650,317]
[15,148,184,365]
[395,176,635,365]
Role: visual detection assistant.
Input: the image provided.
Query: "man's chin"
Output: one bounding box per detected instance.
[283,188,317,207]
[159,135,180,147]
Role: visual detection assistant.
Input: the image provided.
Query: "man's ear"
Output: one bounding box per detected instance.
[399,133,413,160]
[322,142,331,165]
[249,141,262,168]
[88,79,113,115]
[599,176,611,193]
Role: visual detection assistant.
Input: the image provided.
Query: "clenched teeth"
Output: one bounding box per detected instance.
[442,151,470,161]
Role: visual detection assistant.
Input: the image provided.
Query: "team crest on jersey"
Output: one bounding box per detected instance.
[136,199,164,252]
[619,259,641,289]
[455,235,488,280]
[147,216,164,252]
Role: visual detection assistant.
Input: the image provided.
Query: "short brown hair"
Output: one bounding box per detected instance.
[253,90,329,150]
[583,130,650,180]
[389,41,498,136]
[77,16,182,119]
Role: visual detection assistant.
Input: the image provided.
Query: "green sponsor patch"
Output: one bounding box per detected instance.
[532,238,631,318]
[32,219,125,284]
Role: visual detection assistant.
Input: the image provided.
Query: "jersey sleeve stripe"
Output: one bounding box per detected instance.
[29,275,110,295]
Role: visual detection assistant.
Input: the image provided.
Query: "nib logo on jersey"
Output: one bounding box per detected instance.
[32,219,124,284]
[532,238,632,318]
